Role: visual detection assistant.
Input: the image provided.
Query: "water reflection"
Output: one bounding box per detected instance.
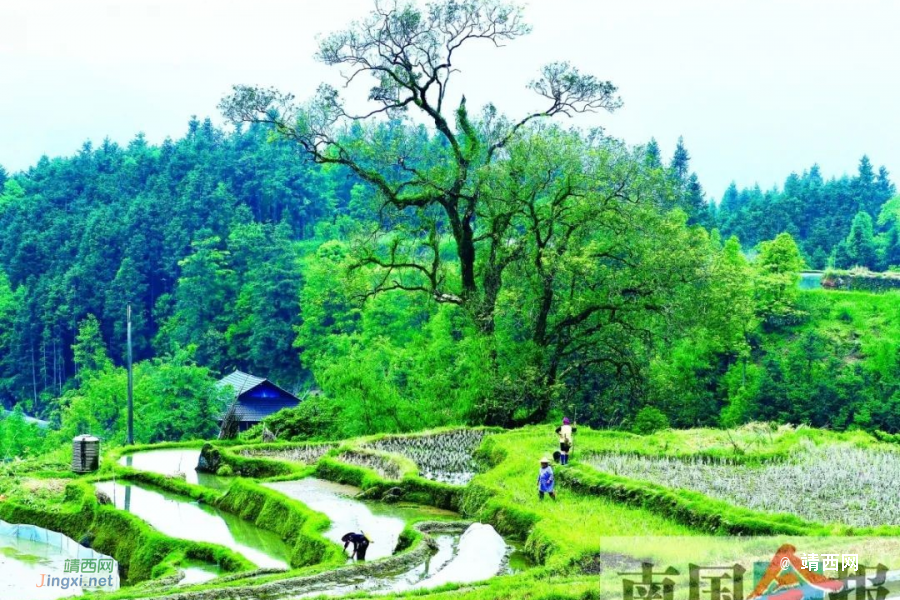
[95,481,290,569]
[119,449,231,490]
[265,478,456,561]
[799,271,824,290]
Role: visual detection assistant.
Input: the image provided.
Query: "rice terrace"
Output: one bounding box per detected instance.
[2,425,900,600]
[3,0,900,599]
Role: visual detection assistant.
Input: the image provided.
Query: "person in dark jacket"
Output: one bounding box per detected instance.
[341,532,371,560]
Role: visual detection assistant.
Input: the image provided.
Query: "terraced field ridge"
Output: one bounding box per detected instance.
[2,425,900,600]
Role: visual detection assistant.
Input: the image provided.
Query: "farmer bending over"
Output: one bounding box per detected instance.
[538,457,556,501]
[341,531,371,560]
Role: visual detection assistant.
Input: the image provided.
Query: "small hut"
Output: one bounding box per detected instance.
[217,370,301,432]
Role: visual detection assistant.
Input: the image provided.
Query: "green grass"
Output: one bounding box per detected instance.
[466,427,695,566]
[0,480,253,585]
[566,420,886,463]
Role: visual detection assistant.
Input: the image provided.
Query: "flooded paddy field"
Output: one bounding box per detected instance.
[95,480,291,569]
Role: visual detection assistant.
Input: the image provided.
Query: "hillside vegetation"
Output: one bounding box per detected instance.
[3,0,900,457]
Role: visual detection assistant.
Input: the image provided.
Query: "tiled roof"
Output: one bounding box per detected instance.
[217,370,301,423]
[217,370,266,395]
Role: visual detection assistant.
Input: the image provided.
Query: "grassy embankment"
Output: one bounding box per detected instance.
[5,420,900,600]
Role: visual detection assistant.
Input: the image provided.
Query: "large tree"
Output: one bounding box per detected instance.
[834,211,877,269]
[221,0,717,423]
[220,0,621,335]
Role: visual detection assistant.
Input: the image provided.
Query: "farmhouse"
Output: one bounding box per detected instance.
[217,370,301,432]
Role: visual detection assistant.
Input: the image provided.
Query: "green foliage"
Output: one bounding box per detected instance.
[717,157,895,267]
[296,238,490,434]
[834,211,878,269]
[754,232,805,325]
[262,395,341,441]
[0,405,48,458]
[724,291,900,432]
[631,407,670,435]
[73,314,113,380]
[0,121,335,413]
[59,348,229,443]
[2,0,900,445]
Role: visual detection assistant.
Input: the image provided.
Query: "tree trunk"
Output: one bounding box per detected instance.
[480,264,502,336]
[533,276,555,346]
[458,218,477,299]
[30,337,38,406]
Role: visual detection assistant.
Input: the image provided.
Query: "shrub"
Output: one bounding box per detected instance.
[632,407,669,435]
[262,396,341,441]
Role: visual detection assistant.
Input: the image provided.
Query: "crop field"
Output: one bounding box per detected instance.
[587,440,900,527]
[237,443,335,464]
[4,425,900,600]
[335,449,404,480]
[362,429,490,484]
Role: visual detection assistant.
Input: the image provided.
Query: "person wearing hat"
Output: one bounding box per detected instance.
[555,417,577,465]
[341,531,372,560]
[537,457,556,501]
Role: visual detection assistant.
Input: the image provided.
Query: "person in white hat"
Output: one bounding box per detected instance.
[537,457,556,501]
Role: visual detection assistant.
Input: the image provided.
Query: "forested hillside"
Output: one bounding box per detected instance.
[0,121,337,402]
[0,116,721,437]
[2,0,900,453]
[715,157,900,268]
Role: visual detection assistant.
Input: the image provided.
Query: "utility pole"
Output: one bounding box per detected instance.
[127,303,134,445]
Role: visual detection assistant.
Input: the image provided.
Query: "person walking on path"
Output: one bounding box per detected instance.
[555,417,577,465]
[341,532,371,560]
[538,457,556,501]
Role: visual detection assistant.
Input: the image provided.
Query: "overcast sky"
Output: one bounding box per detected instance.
[1,0,898,200]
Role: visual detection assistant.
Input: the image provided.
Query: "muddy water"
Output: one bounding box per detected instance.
[119,449,230,490]
[265,478,456,561]
[286,524,512,598]
[266,478,523,598]
[114,454,530,594]
[287,534,458,598]
[95,481,290,569]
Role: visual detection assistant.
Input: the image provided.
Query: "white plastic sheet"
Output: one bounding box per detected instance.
[0,519,119,598]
